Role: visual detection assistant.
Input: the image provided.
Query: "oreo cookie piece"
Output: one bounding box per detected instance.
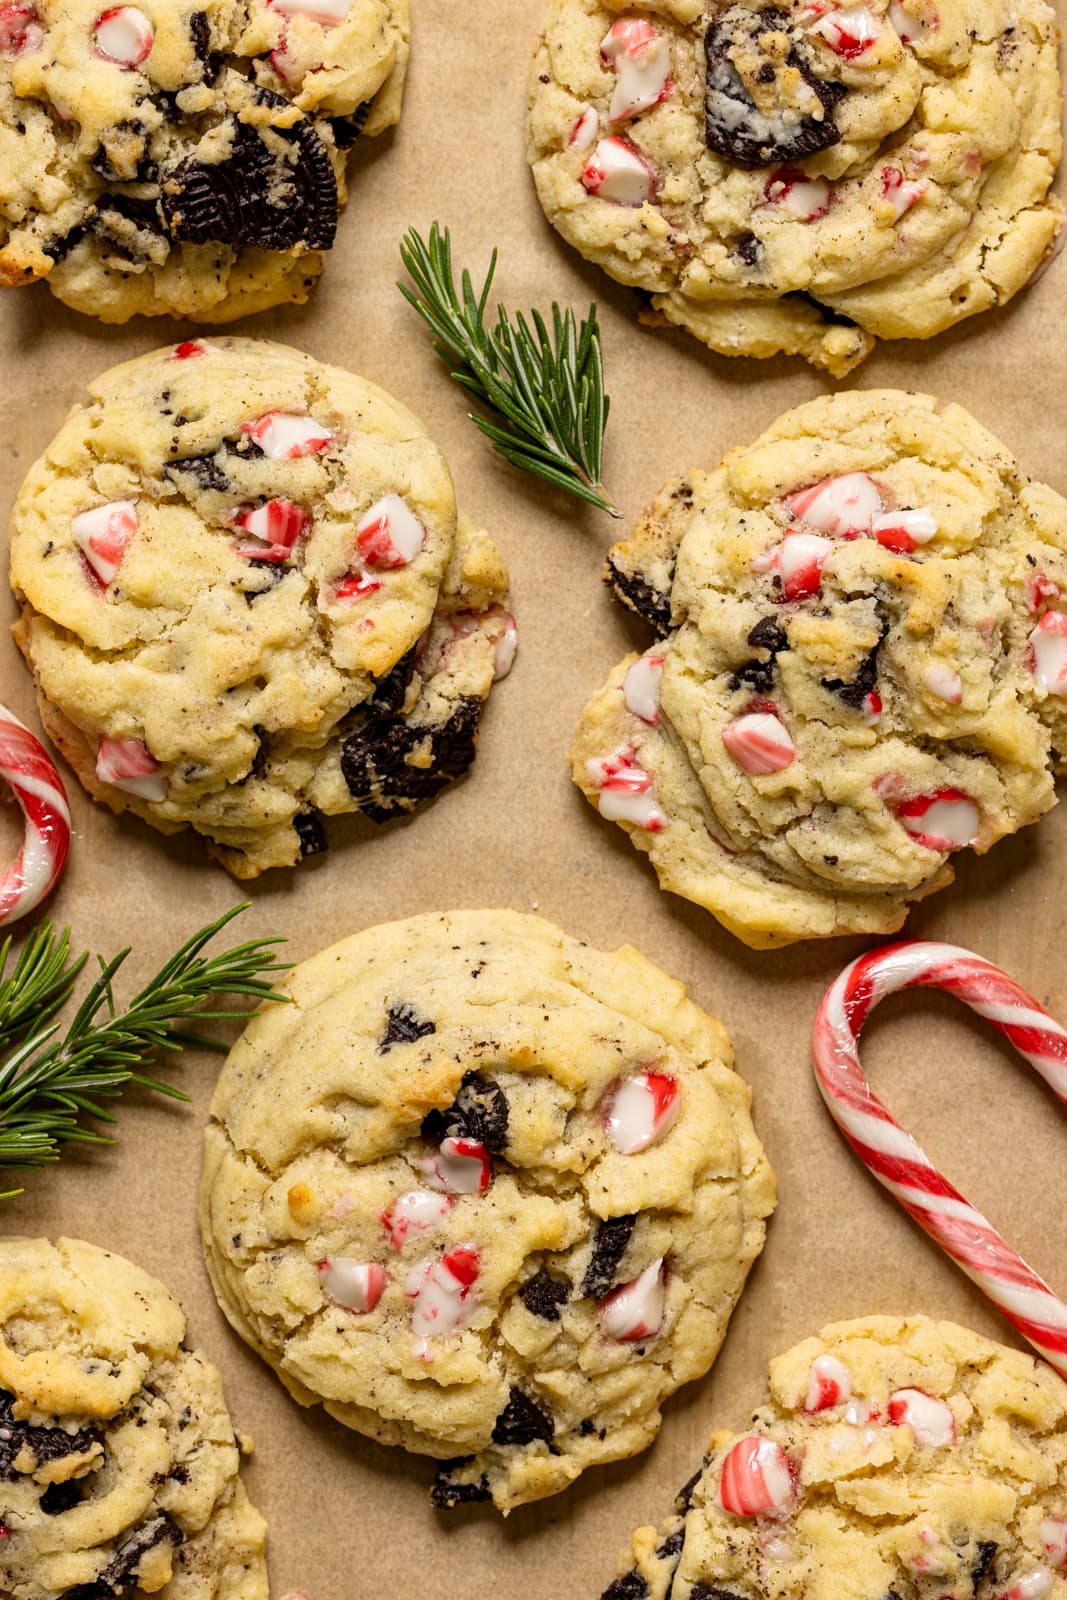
[340,696,484,822]
[430,1465,492,1509]
[421,1071,510,1152]
[490,1388,554,1447]
[63,1515,182,1600]
[704,6,844,168]
[604,552,674,638]
[517,1268,570,1321]
[380,1001,436,1053]
[602,1577,650,1600]
[581,1214,637,1298]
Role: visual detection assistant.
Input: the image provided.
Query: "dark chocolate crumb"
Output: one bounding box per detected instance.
[379,1002,435,1053]
[689,1588,749,1600]
[972,1542,998,1593]
[340,696,483,822]
[328,101,372,148]
[790,290,861,329]
[674,1465,703,1513]
[366,647,417,718]
[491,1387,554,1447]
[164,453,229,492]
[602,1575,649,1600]
[517,1268,569,1322]
[0,1392,97,1480]
[604,554,673,638]
[293,811,328,858]
[747,617,788,653]
[577,1419,596,1436]
[581,1214,637,1299]
[40,1479,85,1516]
[63,1514,181,1600]
[421,1071,509,1152]
[431,1463,492,1509]
[655,1528,684,1559]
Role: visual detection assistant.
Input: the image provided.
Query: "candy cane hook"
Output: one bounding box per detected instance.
[0,705,72,927]
[813,940,1067,1378]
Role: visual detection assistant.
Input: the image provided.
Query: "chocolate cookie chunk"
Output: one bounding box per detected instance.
[340,697,484,821]
[705,6,844,168]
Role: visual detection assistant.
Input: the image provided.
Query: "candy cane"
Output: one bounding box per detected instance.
[813,941,1067,1378]
[0,705,71,927]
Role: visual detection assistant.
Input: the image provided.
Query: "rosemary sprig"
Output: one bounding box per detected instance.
[0,905,288,1196]
[399,222,619,517]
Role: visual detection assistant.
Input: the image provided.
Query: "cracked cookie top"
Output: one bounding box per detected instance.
[9,337,513,878]
[199,909,775,1512]
[0,0,409,321]
[598,1315,1067,1600]
[528,0,1063,375]
[571,390,1067,948]
[0,1236,268,1600]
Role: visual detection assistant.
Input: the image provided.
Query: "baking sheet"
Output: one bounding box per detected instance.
[2,4,1067,1594]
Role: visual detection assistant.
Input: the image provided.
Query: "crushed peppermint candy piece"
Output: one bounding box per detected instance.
[243,412,333,460]
[581,137,656,206]
[863,691,883,724]
[488,608,519,680]
[92,6,153,64]
[600,17,672,123]
[1029,611,1067,695]
[71,500,137,587]
[1026,571,1060,614]
[335,572,383,602]
[723,712,796,775]
[808,3,881,57]
[604,1070,679,1155]
[270,0,352,19]
[96,736,167,802]
[921,664,962,704]
[764,170,832,222]
[785,473,882,537]
[804,1354,852,1412]
[569,106,599,151]
[0,4,42,55]
[382,1189,452,1250]
[870,508,937,552]
[171,339,209,360]
[887,1388,956,1446]
[599,1258,666,1341]
[318,1258,386,1313]
[1007,1573,1056,1600]
[586,746,666,831]
[881,165,926,220]
[406,1246,480,1340]
[356,494,425,568]
[232,499,309,563]
[1040,1521,1067,1568]
[895,790,979,851]
[779,530,833,600]
[623,655,664,724]
[887,0,934,42]
[419,1136,491,1196]
[717,1435,795,1518]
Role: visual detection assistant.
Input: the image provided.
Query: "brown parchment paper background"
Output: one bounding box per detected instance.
[2,5,1067,1594]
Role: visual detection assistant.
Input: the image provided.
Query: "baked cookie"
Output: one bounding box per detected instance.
[199,909,775,1512]
[598,1314,1067,1600]
[571,390,1067,948]
[528,0,1063,376]
[0,0,408,322]
[0,1236,268,1600]
[9,337,514,878]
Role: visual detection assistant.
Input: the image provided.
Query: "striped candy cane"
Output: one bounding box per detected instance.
[813,941,1067,1378]
[0,705,71,927]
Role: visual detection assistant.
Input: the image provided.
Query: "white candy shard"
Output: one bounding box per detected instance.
[1008,1573,1056,1600]
[356,494,426,568]
[887,1388,956,1446]
[581,137,656,205]
[72,500,137,586]
[779,530,833,600]
[808,4,881,57]
[92,6,153,65]
[271,0,351,18]
[406,1246,480,1340]
[896,792,979,851]
[870,508,937,550]
[623,655,664,723]
[569,106,599,151]
[881,165,926,219]
[804,1354,852,1412]
[95,736,167,802]
[599,1258,666,1341]
[587,746,666,831]
[1030,612,1067,695]
[382,1189,452,1249]
[490,611,519,681]
[786,472,882,536]
[1040,1520,1067,1568]
[604,1070,679,1155]
[722,713,796,776]
[922,664,962,704]
[717,1435,795,1517]
[0,3,42,55]
[887,0,931,42]
[419,1137,491,1196]
[243,412,333,459]
[765,170,831,221]
[318,1258,386,1313]
[600,17,671,122]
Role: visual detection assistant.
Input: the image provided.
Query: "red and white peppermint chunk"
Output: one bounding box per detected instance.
[270,0,352,20]
[887,0,935,43]
[623,655,664,724]
[232,499,309,564]
[887,1388,955,1446]
[921,663,962,704]
[600,17,671,123]
[96,736,167,802]
[485,607,519,681]
[870,508,937,552]
[723,712,796,776]
[863,690,883,724]
[0,3,42,55]
[171,339,209,360]
[896,789,979,851]
[382,1189,452,1250]
[406,1246,480,1339]
[1029,611,1067,695]
[1006,1572,1056,1600]
[356,494,426,569]
[808,3,881,57]
[1026,570,1060,614]
[243,412,333,460]
[717,1435,795,1518]
[881,166,926,220]
[586,746,666,831]
[765,169,831,222]
[804,1354,852,1412]
[569,106,599,152]
[335,572,382,602]
[419,1137,491,1196]
[318,1258,386,1313]
[581,137,656,206]
[779,530,833,601]
[71,500,137,586]
[1041,1520,1067,1568]
[604,1070,679,1155]
[786,472,882,537]
[92,6,153,65]
[599,1258,666,1342]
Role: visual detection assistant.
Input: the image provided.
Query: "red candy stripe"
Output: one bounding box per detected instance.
[0,706,71,927]
[813,941,1067,1376]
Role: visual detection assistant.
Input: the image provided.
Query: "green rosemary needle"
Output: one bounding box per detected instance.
[399,222,620,517]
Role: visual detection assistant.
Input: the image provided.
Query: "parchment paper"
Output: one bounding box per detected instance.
[2,6,1066,1595]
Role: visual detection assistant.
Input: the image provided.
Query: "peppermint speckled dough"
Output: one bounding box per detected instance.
[199,909,776,1513]
[528,0,1063,376]
[0,1237,268,1600]
[0,0,408,322]
[572,390,1067,949]
[9,337,513,879]
[599,1315,1067,1600]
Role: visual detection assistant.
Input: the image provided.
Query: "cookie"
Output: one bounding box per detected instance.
[199,909,775,1512]
[0,0,408,322]
[9,337,514,879]
[0,1236,268,1600]
[598,1315,1067,1600]
[572,390,1067,948]
[527,0,1063,375]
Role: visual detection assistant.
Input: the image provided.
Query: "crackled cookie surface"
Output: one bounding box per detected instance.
[0,1236,268,1600]
[528,0,1062,375]
[0,0,408,321]
[199,909,775,1512]
[599,1315,1067,1600]
[9,337,513,878]
[572,390,1067,948]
